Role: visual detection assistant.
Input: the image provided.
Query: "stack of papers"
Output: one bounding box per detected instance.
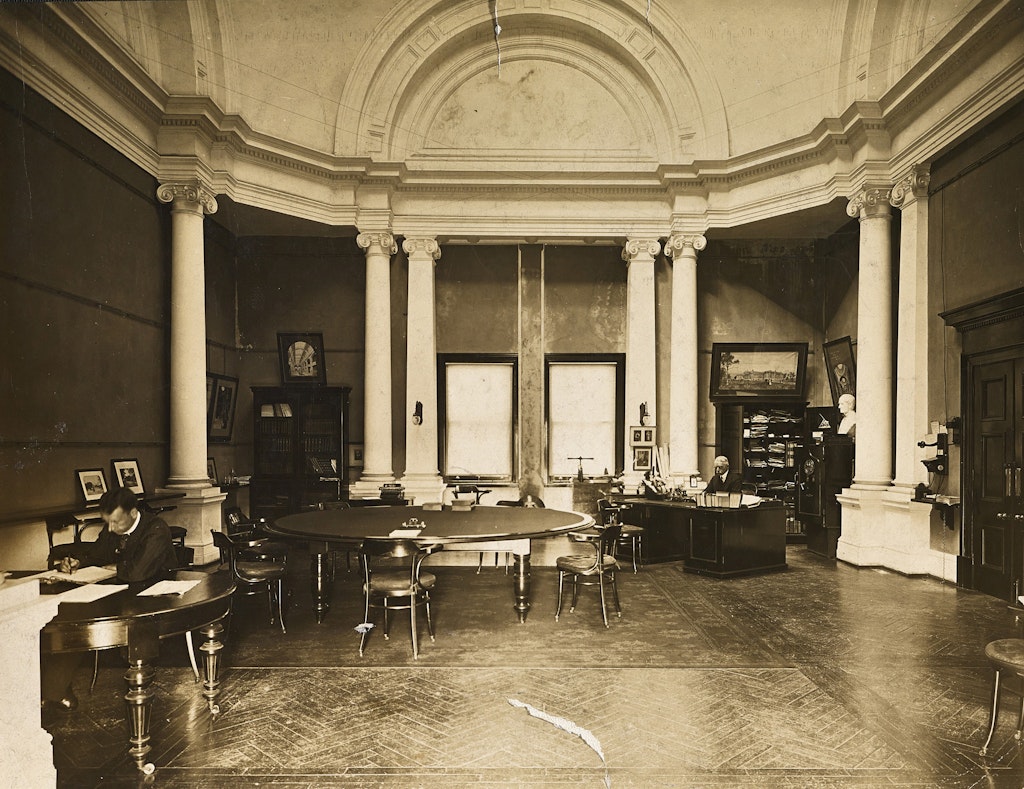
[389,528,423,538]
[138,580,202,596]
[35,565,117,585]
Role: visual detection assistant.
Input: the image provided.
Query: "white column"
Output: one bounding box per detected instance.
[665,233,705,485]
[352,232,397,497]
[158,182,218,488]
[889,168,931,491]
[156,182,224,565]
[846,186,895,489]
[399,237,445,503]
[622,238,661,487]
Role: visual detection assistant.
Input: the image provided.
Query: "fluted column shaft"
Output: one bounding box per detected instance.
[890,169,931,489]
[355,232,397,489]
[665,234,705,482]
[622,239,661,482]
[846,186,894,488]
[400,238,443,497]
[157,183,217,486]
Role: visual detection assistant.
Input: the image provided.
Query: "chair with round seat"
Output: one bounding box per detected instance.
[358,539,440,659]
[598,498,644,573]
[211,530,289,634]
[555,521,622,628]
[979,638,1024,755]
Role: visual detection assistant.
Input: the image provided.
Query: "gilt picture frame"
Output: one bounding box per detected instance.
[710,342,808,401]
[823,336,857,407]
[76,468,108,503]
[111,458,144,495]
[208,374,239,442]
[278,331,327,385]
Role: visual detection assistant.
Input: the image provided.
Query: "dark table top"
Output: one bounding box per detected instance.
[271,504,593,545]
[40,569,235,653]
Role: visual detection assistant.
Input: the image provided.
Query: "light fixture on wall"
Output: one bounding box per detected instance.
[412,401,423,425]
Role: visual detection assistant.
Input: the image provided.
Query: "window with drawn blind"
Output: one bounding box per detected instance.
[440,357,516,480]
[546,356,624,479]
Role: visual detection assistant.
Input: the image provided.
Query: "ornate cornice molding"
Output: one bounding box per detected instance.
[156,182,219,214]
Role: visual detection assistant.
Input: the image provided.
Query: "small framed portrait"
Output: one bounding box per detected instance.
[632,447,653,471]
[348,443,364,469]
[630,426,654,447]
[208,374,239,442]
[111,458,144,495]
[823,336,857,407]
[207,457,218,484]
[76,468,108,503]
[278,331,327,385]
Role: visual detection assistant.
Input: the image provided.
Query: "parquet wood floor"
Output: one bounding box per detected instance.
[45,546,1024,787]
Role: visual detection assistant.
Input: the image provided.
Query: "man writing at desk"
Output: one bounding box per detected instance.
[703,456,743,494]
[42,486,178,713]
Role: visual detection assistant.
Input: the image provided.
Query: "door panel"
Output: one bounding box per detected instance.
[969,357,1021,599]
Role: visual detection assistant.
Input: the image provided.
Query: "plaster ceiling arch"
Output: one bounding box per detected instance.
[335,0,729,164]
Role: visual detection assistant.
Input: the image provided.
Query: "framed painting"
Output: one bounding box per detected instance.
[208,374,239,442]
[76,468,108,503]
[632,446,653,471]
[710,342,808,401]
[207,457,218,484]
[111,458,144,495]
[278,331,327,385]
[629,426,654,447]
[823,336,857,407]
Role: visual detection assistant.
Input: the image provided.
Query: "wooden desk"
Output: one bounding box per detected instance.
[271,504,592,622]
[615,497,788,576]
[40,570,234,775]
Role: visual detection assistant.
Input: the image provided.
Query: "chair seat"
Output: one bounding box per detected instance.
[555,554,617,574]
[985,639,1024,672]
[234,560,288,582]
[620,524,644,535]
[367,569,436,595]
[239,539,289,561]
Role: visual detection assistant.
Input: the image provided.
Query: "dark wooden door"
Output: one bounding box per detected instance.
[967,355,1024,599]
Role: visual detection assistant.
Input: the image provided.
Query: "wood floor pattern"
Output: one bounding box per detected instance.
[46,546,1024,787]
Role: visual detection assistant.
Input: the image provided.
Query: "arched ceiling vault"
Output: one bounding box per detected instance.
[337,0,729,165]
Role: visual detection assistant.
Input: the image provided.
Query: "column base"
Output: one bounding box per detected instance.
[836,485,957,581]
[350,475,398,500]
[158,485,226,566]
[397,474,446,506]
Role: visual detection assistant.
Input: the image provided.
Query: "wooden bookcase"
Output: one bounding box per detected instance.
[250,385,350,520]
[715,400,806,536]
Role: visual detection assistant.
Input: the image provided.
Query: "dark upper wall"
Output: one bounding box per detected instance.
[0,70,171,512]
[931,99,1024,312]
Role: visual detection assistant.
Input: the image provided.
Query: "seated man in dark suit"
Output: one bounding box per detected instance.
[703,456,743,494]
[42,486,178,712]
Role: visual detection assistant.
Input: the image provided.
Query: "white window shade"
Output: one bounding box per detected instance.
[548,363,617,477]
[444,363,513,478]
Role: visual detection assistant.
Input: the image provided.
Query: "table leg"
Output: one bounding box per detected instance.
[513,551,532,622]
[123,659,156,775]
[199,620,226,715]
[311,545,332,623]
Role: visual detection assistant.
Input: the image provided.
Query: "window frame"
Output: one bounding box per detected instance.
[436,353,519,483]
[544,353,626,483]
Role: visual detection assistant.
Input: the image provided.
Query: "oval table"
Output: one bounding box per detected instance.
[40,570,235,775]
[271,504,593,623]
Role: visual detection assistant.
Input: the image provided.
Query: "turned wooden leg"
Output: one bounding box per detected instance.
[123,659,156,775]
[513,552,532,623]
[310,546,333,623]
[199,620,226,715]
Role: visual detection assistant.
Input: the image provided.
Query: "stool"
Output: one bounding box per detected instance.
[980,638,1024,755]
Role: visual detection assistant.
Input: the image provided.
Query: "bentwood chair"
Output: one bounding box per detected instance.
[555,521,622,627]
[598,498,645,573]
[212,530,288,634]
[358,539,440,659]
[979,639,1024,755]
[487,496,546,573]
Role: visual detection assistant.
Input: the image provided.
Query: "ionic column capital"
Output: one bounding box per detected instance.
[664,234,707,259]
[156,182,218,215]
[621,238,661,263]
[357,232,398,255]
[890,167,931,209]
[402,237,441,261]
[847,186,893,220]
